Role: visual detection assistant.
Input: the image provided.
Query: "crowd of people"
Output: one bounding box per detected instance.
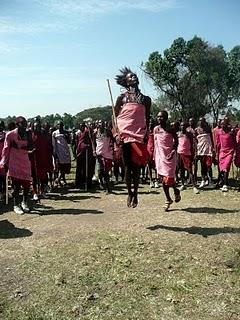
[0,68,240,215]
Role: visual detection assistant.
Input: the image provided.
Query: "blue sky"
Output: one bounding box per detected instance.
[0,0,239,118]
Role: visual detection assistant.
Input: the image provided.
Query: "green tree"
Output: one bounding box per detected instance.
[228,45,240,100]
[143,36,238,122]
[75,105,112,127]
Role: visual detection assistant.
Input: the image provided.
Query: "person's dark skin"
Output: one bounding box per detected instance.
[188,117,195,129]
[0,122,5,141]
[115,72,151,131]
[57,121,71,144]
[11,118,34,152]
[114,70,151,208]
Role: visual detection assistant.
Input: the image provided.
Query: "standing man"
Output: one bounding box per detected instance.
[195,117,214,188]
[52,121,71,186]
[0,117,33,214]
[216,117,236,192]
[31,120,53,198]
[177,121,199,194]
[114,67,151,208]
[75,123,95,189]
[154,111,181,211]
[94,120,114,193]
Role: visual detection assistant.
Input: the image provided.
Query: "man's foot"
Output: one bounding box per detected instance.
[154,181,160,188]
[105,188,112,195]
[193,187,200,194]
[14,205,24,215]
[221,185,228,192]
[127,193,133,207]
[150,181,154,188]
[199,180,206,189]
[33,193,39,201]
[179,185,186,191]
[163,199,173,212]
[174,189,181,203]
[21,202,30,213]
[131,194,138,208]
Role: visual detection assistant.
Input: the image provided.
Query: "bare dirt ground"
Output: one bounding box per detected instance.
[0,181,240,320]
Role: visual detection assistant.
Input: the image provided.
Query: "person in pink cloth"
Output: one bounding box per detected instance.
[195,117,214,188]
[177,121,199,194]
[0,116,33,214]
[114,67,151,208]
[94,120,114,193]
[216,117,236,192]
[154,111,181,211]
[212,119,223,188]
[0,121,6,201]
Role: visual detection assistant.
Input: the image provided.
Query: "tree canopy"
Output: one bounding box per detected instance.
[143,36,240,123]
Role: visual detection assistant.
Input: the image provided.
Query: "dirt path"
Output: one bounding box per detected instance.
[0,184,240,319]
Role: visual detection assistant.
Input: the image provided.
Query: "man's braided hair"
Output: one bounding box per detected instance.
[115,67,134,88]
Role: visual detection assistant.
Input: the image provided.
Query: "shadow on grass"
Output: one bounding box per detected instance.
[43,194,101,202]
[182,207,239,214]
[31,205,103,216]
[0,220,32,239]
[0,203,13,215]
[147,224,240,237]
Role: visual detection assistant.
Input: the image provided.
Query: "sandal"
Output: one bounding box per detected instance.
[163,199,173,212]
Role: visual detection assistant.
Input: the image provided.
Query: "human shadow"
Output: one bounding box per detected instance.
[31,205,103,216]
[43,194,101,202]
[0,220,33,239]
[147,224,240,238]
[182,207,239,214]
[50,185,101,195]
[0,203,13,215]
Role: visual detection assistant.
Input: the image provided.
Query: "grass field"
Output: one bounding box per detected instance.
[0,178,239,320]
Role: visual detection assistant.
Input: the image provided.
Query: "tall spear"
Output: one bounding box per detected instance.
[106,79,118,133]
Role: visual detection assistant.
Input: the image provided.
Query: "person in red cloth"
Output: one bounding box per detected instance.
[212,119,223,188]
[216,117,236,192]
[177,121,199,194]
[0,121,6,201]
[0,116,33,214]
[94,120,114,193]
[42,122,54,191]
[154,111,181,211]
[195,117,214,188]
[75,123,96,189]
[114,67,151,208]
[31,120,53,199]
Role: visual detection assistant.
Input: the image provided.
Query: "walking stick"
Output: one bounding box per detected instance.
[5,171,9,205]
[85,146,88,192]
[107,79,117,129]
[231,163,235,179]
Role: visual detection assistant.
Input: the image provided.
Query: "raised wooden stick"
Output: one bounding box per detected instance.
[107,79,117,129]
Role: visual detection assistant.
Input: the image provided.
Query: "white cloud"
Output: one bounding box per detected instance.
[0,17,77,35]
[0,1,178,35]
[0,42,19,54]
[40,0,178,18]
